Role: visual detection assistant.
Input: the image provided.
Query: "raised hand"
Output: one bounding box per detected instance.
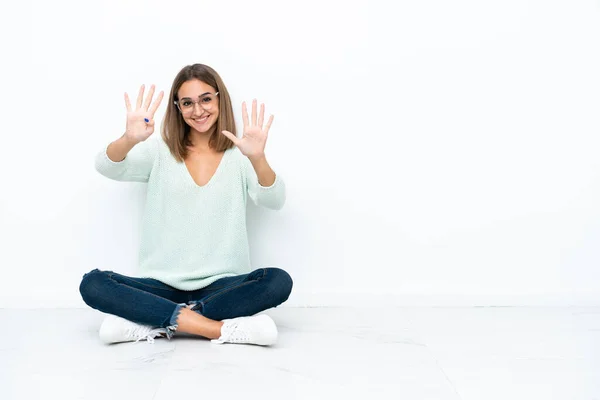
[221,99,274,160]
[124,84,164,144]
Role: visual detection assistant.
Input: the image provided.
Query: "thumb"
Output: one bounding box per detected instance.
[221,130,238,144]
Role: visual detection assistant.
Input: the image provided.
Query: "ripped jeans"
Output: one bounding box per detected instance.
[79,268,293,339]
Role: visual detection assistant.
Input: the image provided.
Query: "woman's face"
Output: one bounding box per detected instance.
[176,79,220,134]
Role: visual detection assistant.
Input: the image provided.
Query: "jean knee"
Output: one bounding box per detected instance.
[79,269,109,307]
[267,268,293,303]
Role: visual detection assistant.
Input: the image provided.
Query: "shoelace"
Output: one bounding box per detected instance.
[211,321,250,344]
[127,324,166,344]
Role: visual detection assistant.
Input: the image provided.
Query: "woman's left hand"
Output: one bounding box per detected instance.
[221,99,273,160]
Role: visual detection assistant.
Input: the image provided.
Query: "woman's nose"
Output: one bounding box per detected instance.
[192,101,203,114]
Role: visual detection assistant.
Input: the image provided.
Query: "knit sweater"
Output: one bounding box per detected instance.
[94,135,286,291]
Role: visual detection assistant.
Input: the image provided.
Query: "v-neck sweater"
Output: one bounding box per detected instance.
[94,135,286,291]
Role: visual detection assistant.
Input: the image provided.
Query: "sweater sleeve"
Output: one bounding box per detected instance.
[243,156,286,210]
[94,137,158,183]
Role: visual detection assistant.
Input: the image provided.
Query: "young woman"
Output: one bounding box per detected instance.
[79,63,292,346]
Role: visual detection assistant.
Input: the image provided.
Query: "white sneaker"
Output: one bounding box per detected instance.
[99,314,167,344]
[211,314,278,346]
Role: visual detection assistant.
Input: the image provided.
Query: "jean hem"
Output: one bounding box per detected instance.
[166,303,186,339]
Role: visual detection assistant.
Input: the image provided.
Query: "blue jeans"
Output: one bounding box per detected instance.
[79,267,293,338]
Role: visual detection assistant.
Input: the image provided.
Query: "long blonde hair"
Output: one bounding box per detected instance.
[161,64,236,162]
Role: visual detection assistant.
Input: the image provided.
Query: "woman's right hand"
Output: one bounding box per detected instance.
[124,84,164,144]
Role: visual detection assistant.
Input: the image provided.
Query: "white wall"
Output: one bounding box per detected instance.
[1,0,599,307]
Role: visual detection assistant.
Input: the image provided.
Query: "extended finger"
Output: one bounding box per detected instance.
[251,99,257,126]
[143,84,156,111]
[136,84,145,110]
[258,103,265,127]
[149,91,164,116]
[124,92,132,112]
[242,102,249,128]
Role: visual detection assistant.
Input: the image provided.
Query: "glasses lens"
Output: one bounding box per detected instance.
[178,99,193,114]
[177,93,218,114]
[200,94,216,109]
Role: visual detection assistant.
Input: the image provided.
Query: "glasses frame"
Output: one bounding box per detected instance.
[174,92,220,114]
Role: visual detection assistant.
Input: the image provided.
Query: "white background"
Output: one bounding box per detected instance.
[0,0,599,307]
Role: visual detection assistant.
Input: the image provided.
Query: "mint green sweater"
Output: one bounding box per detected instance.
[94,136,286,291]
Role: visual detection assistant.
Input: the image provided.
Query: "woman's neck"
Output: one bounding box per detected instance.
[187,128,215,151]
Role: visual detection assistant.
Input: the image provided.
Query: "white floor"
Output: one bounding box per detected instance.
[1,307,599,400]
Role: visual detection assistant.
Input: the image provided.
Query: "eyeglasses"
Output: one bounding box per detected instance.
[174,92,219,114]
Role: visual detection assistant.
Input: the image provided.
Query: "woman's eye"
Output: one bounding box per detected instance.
[182,101,192,107]
[201,97,211,103]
